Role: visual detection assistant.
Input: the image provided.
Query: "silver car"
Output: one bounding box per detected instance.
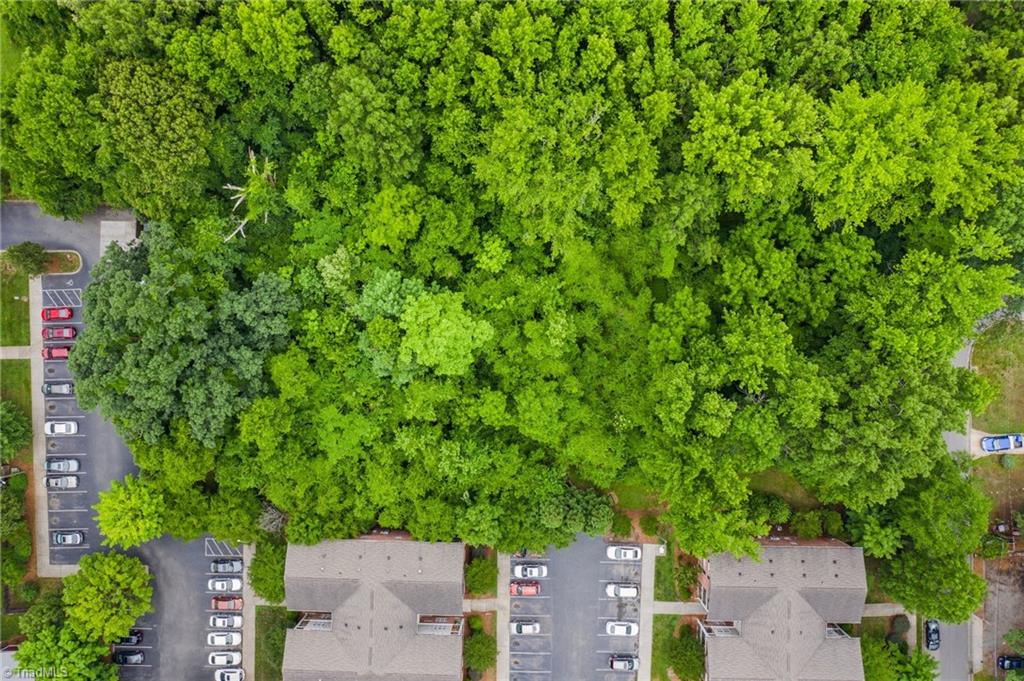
[45,458,80,473]
[42,382,74,395]
[46,475,79,489]
[209,652,242,666]
[210,615,243,629]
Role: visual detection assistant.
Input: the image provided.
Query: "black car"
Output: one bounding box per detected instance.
[115,629,144,646]
[924,620,940,651]
[999,656,1024,670]
[114,650,144,665]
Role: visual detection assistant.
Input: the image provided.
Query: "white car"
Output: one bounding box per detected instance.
[605,583,639,598]
[610,655,640,671]
[512,564,548,579]
[45,458,80,473]
[44,421,78,436]
[210,615,243,629]
[215,670,245,681]
[46,475,79,489]
[606,545,642,561]
[509,620,542,635]
[606,621,639,637]
[209,652,242,666]
[207,632,241,646]
[208,578,243,592]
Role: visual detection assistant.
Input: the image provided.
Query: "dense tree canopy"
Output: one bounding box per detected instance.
[4,1,1023,565]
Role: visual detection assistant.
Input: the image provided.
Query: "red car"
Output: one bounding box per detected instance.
[42,326,76,340]
[509,581,540,597]
[41,307,73,321]
[42,346,71,360]
[211,596,243,611]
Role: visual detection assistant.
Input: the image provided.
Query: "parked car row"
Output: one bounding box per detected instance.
[113,629,146,666]
[207,558,245,681]
[41,307,75,361]
[44,418,82,497]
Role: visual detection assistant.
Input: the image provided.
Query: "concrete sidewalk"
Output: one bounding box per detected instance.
[496,552,511,681]
[241,543,267,681]
[463,597,497,612]
[652,600,706,615]
[637,543,659,681]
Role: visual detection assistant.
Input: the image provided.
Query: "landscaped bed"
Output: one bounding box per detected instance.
[43,251,81,275]
[972,318,1024,434]
[650,615,704,681]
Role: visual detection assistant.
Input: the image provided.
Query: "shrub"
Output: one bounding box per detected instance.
[790,510,823,539]
[0,401,32,464]
[468,615,483,632]
[248,538,286,604]
[978,534,1009,560]
[822,509,845,538]
[639,513,660,536]
[668,631,705,681]
[464,631,497,671]
[1,241,47,276]
[610,512,633,538]
[15,580,40,605]
[465,555,497,597]
[890,614,910,634]
[675,562,700,595]
[885,633,908,654]
[1002,454,1018,470]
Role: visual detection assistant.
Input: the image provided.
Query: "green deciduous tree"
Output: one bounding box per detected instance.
[14,624,117,681]
[0,400,31,463]
[247,538,286,604]
[62,552,153,643]
[1,241,47,276]
[93,475,166,548]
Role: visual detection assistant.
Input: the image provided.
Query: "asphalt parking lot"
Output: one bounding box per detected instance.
[509,535,643,681]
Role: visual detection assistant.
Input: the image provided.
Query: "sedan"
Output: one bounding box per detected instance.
[211,558,243,573]
[606,621,639,637]
[210,615,243,629]
[924,619,940,651]
[211,596,243,611]
[509,620,541,635]
[999,656,1024,670]
[606,583,640,598]
[41,307,73,321]
[606,545,642,561]
[512,564,548,579]
[52,531,83,545]
[42,326,76,340]
[215,671,246,681]
[115,629,144,646]
[114,650,144,665]
[208,632,242,646]
[610,656,640,671]
[509,581,540,597]
[981,434,1024,453]
[44,421,78,436]
[45,458,80,473]
[41,382,74,395]
[41,346,70,360]
[46,475,79,489]
[210,652,242,667]
[209,578,243,592]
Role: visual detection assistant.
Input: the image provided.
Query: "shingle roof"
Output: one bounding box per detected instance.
[282,539,464,681]
[705,544,867,681]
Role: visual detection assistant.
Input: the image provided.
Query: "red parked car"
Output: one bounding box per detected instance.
[42,326,76,340]
[211,596,243,611]
[509,581,540,597]
[42,346,71,360]
[41,307,73,321]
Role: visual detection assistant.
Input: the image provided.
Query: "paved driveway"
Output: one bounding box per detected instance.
[509,535,643,681]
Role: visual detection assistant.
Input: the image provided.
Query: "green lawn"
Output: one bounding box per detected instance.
[608,468,662,511]
[972,454,1024,521]
[1,359,32,414]
[651,615,682,681]
[972,319,1024,433]
[864,557,891,603]
[650,615,704,681]
[748,468,820,510]
[256,606,298,681]
[1,266,30,346]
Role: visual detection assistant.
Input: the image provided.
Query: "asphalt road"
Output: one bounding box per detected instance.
[2,202,232,681]
[510,534,642,681]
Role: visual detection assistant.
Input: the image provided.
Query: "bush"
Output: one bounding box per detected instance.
[15,579,40,605]
[639,513,660,536]
[610,512,633,538]
[1,241,47,276]
[248,538,286,604]
[668,631,705,681]
[890,614,910,634]
[1002,454,1018,470]
[464,631,497,671]
[18,587,64,638]
[885,632,908,654]
[822,509,845,538]
[675,562,700,595]
[465,555,497,597]
[0,400,32,464]
[978,534,1009,560]
[790,510,823,539]
[468,615,483,632]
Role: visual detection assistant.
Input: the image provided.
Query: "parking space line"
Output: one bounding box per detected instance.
[47,489,89,494]
[49,508,90,512]
[51,544,91,550]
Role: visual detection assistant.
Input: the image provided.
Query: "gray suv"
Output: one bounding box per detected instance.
[41,382,74,396]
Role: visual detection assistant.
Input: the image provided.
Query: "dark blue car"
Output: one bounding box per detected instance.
[981,433,1023,453]
[998,656,1023,669]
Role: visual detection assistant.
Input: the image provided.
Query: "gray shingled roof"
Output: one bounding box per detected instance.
[705,544,867,681]
[282,539,464,681]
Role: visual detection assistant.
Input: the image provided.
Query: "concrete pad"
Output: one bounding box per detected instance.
[497,552,511,681]
[637,544,657,681]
